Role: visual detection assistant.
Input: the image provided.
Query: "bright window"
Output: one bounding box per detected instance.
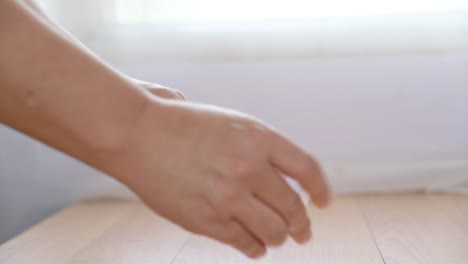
[114,0,468,23]
[38,0,468,62]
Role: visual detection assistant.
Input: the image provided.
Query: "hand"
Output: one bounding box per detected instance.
[99,99,330,259]
[0,3,325,256]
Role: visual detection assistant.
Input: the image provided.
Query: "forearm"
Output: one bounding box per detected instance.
[19,0,179,98]
[0,1,152,164]
[19,0,103,59]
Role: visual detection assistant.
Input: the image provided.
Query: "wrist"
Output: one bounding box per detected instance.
[90,98,187,188]
[82,87,155,159]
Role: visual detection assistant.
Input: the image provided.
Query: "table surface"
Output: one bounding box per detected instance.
[0,193,467,264]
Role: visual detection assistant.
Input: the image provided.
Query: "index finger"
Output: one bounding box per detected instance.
[268,130,331,208]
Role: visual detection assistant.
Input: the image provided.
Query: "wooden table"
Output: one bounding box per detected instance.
[1,194,467,264]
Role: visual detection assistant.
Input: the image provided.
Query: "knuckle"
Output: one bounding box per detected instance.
[245,123,271,147]
[185,208,219,234]
[218,185,242,205]
[230,160,258,180]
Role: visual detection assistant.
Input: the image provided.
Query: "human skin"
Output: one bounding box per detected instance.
[21,0,185,101]
[0,0,331,258]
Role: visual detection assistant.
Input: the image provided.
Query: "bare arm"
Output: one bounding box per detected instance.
[18,0,185,100]
[0,0,330,258]
[0,0,151,163]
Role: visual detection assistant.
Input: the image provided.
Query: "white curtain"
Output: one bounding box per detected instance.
[37,0,468,62]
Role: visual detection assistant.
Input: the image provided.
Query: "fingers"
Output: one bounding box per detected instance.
[268,131,331,208]
[253,166,312,243]
[232,196,288,247]
[204,220,266,258]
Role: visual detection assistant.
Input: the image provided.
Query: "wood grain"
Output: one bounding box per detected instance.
[0,199,190,264]
[1,194,467,264]
[0,199,134,264]
[65,202,189,264]
[357,194,468,264]
[445,194,468,237]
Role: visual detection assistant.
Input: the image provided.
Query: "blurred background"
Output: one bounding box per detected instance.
[1,0,467,243]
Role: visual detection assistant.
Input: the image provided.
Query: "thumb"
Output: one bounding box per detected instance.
[146,86,185,101]
[130,78,185,100]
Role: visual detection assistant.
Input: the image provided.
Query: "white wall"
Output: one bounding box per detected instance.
[1,53,467,244]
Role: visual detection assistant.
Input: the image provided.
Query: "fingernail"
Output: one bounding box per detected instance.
[249,246,266,259]
[297,229,312,244]
[313,189,332,209]
[320,192,333,208]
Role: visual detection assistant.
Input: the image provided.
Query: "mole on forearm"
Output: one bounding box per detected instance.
[23,89,38,108]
